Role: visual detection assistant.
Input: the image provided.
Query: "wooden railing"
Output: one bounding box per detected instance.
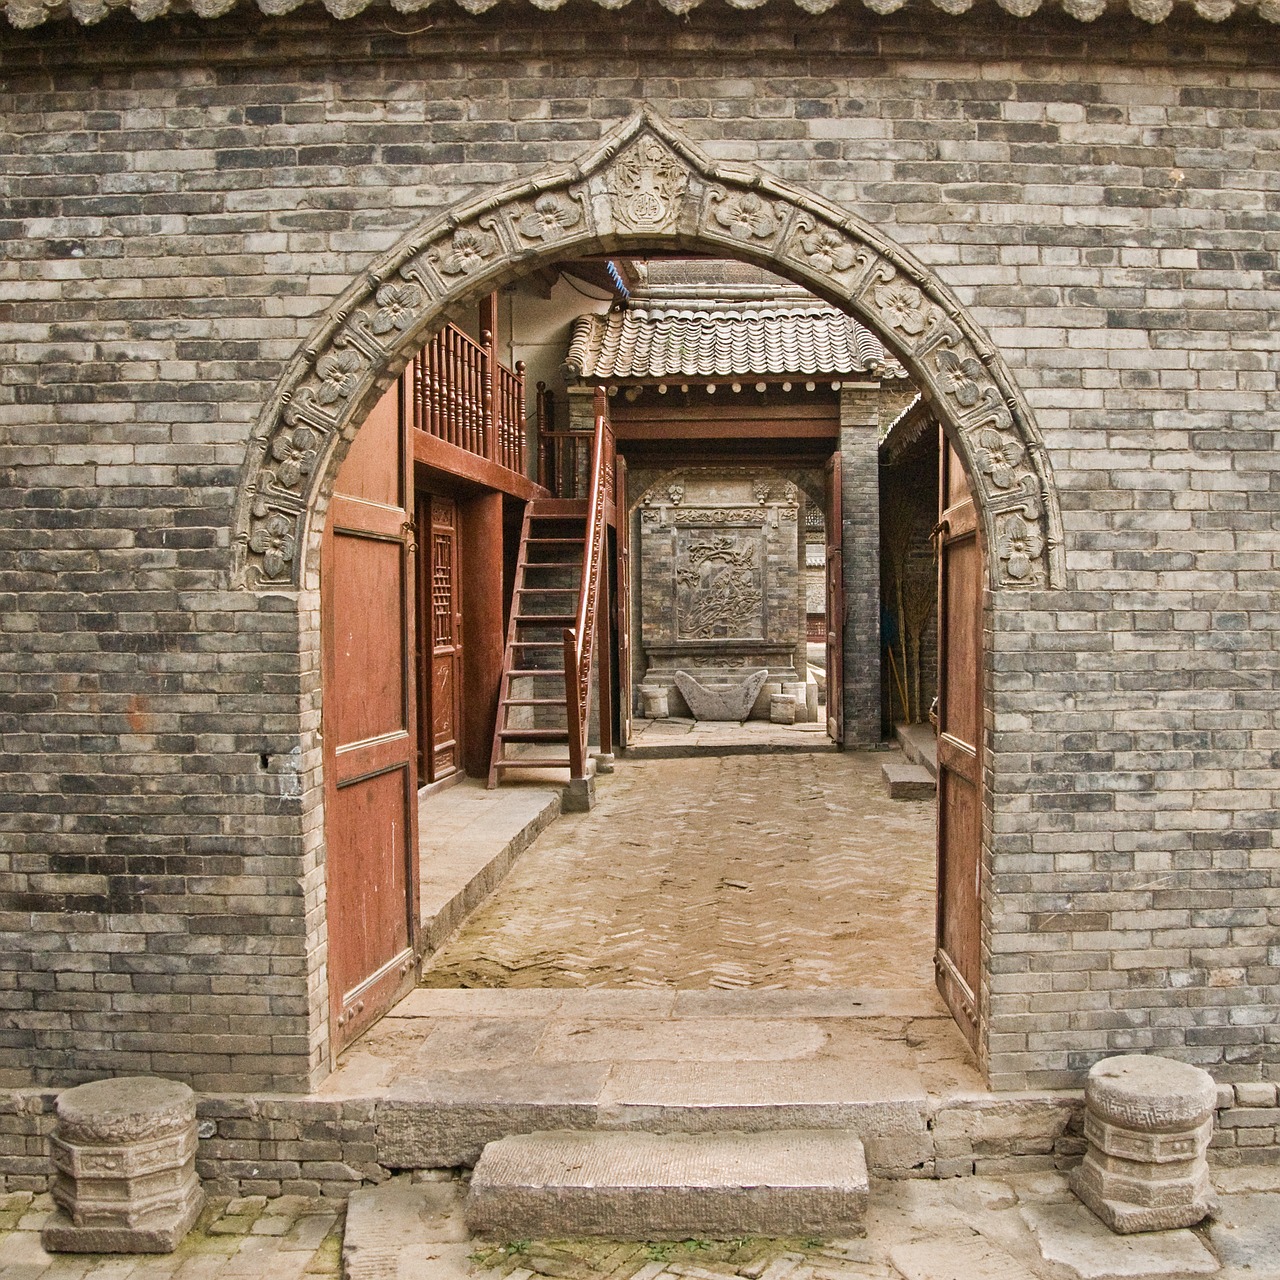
[563,388,613,781]
[536,382,603,501]
[410,324,526,474]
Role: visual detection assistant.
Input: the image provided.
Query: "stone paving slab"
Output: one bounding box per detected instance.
[1206,1193,1280,1277]
[1020,1201,1220,1277]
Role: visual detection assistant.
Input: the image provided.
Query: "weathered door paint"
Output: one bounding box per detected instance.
[824,450,844,744]
[935,431,983,1052]
[321,381,419,1054]
[615,456,633,750]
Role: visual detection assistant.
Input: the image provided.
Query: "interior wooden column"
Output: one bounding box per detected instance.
[461,491,505,778]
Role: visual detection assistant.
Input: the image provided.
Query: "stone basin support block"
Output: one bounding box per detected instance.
[42,1076,204,1254]
[770,694,797,724]
[1069,1054,1218,1234]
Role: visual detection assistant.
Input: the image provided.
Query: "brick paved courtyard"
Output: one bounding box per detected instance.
[423,752,935,991]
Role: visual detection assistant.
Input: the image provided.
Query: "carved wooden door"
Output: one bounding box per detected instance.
[321,381,419,1054]
[425,495,463,782]
[935,430,983,1051]
[615,456,633,750]
[824,450,844,744]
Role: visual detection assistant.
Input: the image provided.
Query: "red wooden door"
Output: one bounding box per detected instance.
[321,381,419,1054]
[426,495,463,781]
[824,451,844,744]
[615,456,633,750]
[935,431,983,1051]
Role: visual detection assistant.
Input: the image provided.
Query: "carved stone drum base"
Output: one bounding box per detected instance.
[42,1076,204,1254]
[1069,1054,1218,1234]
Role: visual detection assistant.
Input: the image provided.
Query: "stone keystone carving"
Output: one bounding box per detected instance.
[42,1076,205,1254]
[234,109,1063,592]
[1070,1054,1219,1234]
[674,668,769,722]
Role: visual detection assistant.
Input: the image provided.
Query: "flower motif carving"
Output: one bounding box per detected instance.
[970,428,1026,491]
[995,514,1044,582]
[517,192,582,241]
[269,426,318,490]
[436,225,497,276]
[713,191,778,242]
[874,280,929,336]
[370,283,422,335]
[936,348,985,408]
[248,512,297,580]
[315,349,362,405]
[668,483,685,505]
[798,225,856,274]
[752,478,772,504]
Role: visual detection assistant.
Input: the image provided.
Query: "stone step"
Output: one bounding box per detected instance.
[895,721,938,778]
[464,1128,869,1240]
[882,756,935,800]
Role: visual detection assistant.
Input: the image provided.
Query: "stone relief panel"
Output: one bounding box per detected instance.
[675,531,766,641]
[233,108,1063,592]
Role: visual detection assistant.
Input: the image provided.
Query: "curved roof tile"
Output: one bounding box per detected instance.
[4,0,1275,28]
[565,304,909,382]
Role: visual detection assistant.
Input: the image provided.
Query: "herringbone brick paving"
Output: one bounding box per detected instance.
[423,752,934,991]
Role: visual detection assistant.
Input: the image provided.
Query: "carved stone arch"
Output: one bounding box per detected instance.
[232,108,1064,592]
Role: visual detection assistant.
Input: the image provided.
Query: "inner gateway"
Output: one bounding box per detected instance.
[322,253,980,1065]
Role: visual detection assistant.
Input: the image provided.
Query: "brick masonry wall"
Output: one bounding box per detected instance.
[0,3,1276,1101]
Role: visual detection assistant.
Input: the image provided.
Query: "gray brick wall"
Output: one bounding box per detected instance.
[0,5,1276,1105]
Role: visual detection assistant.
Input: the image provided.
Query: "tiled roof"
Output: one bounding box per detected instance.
[565,302,909,382]
[5,0,1273,29]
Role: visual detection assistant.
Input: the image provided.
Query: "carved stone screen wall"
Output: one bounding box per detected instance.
[632,468,812,716]
[1,3,1277,1133]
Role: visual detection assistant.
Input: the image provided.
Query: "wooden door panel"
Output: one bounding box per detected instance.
[935,433,982,1050]
[327,766,413,997]
[323,381,419,1054]
[424,494,462,783]
[825,451,844,744]
[941,533,981,749]
[616,457,633,750]
[330,533,410,747]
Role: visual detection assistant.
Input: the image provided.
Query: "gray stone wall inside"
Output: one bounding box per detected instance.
[0,5,1277,1103]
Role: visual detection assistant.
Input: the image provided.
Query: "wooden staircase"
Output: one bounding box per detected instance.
[487,499,588,784]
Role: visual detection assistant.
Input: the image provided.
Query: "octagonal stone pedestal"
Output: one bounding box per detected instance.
[1070,1054,1218,1234]
[42,1076,204,1253]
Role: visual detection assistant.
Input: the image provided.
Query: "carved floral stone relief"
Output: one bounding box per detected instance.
[234,109,1062,592]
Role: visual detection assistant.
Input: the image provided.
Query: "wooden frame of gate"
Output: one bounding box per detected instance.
[320,380,420,1056]
[934,431,985,1051]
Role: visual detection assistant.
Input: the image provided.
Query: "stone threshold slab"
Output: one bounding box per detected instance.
[387,986,950,1021]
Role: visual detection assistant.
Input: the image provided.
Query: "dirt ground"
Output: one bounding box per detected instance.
[422,750,936,990]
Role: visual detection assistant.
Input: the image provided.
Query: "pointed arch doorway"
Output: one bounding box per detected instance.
[233,110,1063,1076]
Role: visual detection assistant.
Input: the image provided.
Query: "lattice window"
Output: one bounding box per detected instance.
[432,533,453,645]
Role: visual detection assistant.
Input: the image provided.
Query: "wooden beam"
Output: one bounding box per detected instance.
[612,419,838,441]
[412,429,545,501]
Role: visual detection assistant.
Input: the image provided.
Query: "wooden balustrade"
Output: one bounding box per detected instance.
[410,323,526,474]
[537,383,615,503]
